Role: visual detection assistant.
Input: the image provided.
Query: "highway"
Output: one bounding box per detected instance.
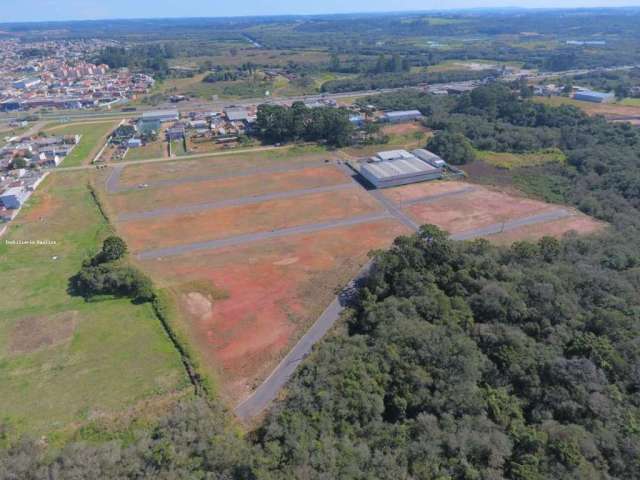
[3,64,637,124]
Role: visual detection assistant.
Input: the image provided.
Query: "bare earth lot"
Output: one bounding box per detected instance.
[385,180,603,238]
[140,219,408,403]
[108,165,349,214]
[119,187,381,252]
[99,152,604,408]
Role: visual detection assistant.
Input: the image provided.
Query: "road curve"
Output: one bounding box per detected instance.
[235,261,374,420]
[234,207,576,420]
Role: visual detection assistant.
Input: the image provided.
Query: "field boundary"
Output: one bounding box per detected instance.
[87,178,209,400]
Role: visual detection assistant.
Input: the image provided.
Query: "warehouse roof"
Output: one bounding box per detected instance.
[362,156,439,181]
[142,109,179,119]
[376,149,415,161]
[574,90,614,100]
[384,110,422,118]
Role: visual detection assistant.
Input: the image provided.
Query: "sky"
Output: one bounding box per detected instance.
[2,0,640,23]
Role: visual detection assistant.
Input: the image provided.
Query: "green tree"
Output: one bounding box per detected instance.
[427,131,476,165]
[101,236,128,262]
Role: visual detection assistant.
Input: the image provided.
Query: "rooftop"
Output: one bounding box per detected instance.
[361,155,439,181]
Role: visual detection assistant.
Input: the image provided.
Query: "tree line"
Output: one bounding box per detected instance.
[255,102,354,147]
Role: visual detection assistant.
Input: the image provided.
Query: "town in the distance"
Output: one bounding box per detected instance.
[2,6,640,479]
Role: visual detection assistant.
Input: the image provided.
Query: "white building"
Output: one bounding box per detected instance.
[360,150,443,188]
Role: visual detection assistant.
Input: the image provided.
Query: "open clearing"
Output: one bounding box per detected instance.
[139,219,408,403]
[116,145,332,189]
[97,148,603,411]
[107,165,349,215]
[533,96,640,118]
[43,120,118,167]
[118,187,381,251]
[388,180,603,239]
[0,171,188,438]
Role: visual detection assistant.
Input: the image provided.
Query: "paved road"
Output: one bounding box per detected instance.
[118,182,355,222]
[235,260,374,420]
[137,211,392,260]
[335,162,420,232]
[109,159,332,194]
[105,165,124,193]
[451,208,572,241]
[234,207,575,421]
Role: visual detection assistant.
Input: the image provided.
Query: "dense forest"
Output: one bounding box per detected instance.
[255,102,354,147]
[3,85,640,479]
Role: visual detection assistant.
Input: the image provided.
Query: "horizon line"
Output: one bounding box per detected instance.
[2,4,640,26]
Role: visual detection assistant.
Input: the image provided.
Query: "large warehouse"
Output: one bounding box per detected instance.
[573,90,615,103]
[359,149,443,188]
[382,110,423,123]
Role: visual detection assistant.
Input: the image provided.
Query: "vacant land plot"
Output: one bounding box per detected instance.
[489,215,605,244]
[533,96,640,118]
[390,180,602,241]
[125,141,167,161]
[117,146,332,188]
[383,180,474,204]
[108,165,350,215]
[475,148,566,170]
[119,187,381,252]
[139,218,409,403]
[0,171,187,438]
[44,120,118,167]
[404,186,558,234]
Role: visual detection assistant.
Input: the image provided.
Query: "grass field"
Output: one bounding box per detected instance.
[533,96,640,117]
[43,121,118,167]
[125,141,167,161]
[0,171,188,438]
[117,144,331,188]
[475,148,566,170]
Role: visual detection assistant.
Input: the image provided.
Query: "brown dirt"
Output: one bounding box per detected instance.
[383,180,473,204]
[403,185,557,234]
[9,311,79,355]
[109,165,350,214]
[140,218,409,404]
[381,122,429,135]
[20,190,61,223]
[118,150,336,188]
[488,215,606,244]
[118,188,382,252]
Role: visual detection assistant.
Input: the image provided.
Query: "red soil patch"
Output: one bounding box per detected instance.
[118,151,335,188]
[110,165,349,214]
[383,180,472,204]
[403,186,556,234]
[119,188,382,252]
[9,311,79,355]
[488,215,605,245]
[140,218,409,403]
[381,122,429,135]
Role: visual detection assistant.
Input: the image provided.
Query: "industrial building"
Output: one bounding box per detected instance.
[141,110,179,122]
[359,149,443,188]
[412,149,446,168]
[573,90,615,103]
[0,187,28,209]
[382,110,423,123]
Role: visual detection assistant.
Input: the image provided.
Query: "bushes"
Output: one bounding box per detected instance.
[427,131,476,165]
[69,236,155,303]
